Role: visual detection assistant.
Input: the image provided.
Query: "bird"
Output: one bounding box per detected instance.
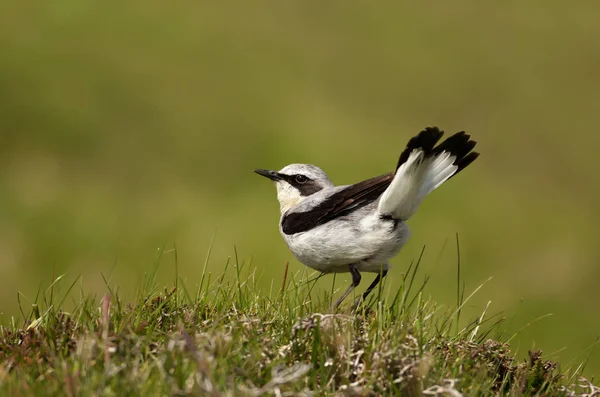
[254,126,479,310]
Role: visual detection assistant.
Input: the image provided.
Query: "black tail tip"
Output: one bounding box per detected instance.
[418,126,444,145]
[397,126,480,172]
[456,151,480,173]
[396,126,445,168]
[438,132,480,177]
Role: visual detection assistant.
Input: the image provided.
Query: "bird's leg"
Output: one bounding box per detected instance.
[352,269,388,311]
[332,264,361,310]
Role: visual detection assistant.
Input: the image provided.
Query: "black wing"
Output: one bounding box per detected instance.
[281,173,394,235]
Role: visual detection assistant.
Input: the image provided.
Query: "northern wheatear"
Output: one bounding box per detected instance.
[255,127,479,309]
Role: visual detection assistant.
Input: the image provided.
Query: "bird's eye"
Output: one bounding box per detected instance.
[295,174,309,184]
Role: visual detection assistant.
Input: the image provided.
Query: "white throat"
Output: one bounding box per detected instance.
[275,182,304,213]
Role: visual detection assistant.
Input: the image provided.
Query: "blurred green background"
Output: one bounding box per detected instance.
[2,0,600,377]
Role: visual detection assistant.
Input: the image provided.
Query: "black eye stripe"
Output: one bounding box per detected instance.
[295,181,323,196]
[281,174,309,184]
[280,174,322,196]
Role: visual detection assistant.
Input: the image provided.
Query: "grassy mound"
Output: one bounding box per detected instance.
[0,250,595,396]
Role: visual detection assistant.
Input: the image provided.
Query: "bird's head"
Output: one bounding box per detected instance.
[254,163,334,213]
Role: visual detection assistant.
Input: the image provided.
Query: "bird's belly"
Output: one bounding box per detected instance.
[281,214,410,273]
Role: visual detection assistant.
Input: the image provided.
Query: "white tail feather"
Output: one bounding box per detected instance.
[377,150,458,220]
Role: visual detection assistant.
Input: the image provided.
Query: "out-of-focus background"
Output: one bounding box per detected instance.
[1,0,599,375]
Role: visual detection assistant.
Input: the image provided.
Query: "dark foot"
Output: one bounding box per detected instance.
[349,269,388,312]
[332,264,361,310]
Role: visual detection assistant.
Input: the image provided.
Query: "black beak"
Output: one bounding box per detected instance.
[254,169,283,181]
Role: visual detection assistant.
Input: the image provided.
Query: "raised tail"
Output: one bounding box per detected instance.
[377,126,479,220]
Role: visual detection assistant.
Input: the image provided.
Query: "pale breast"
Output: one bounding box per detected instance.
[280,210,410,273]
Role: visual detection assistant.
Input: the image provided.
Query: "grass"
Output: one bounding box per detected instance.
[0,247,597,396]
